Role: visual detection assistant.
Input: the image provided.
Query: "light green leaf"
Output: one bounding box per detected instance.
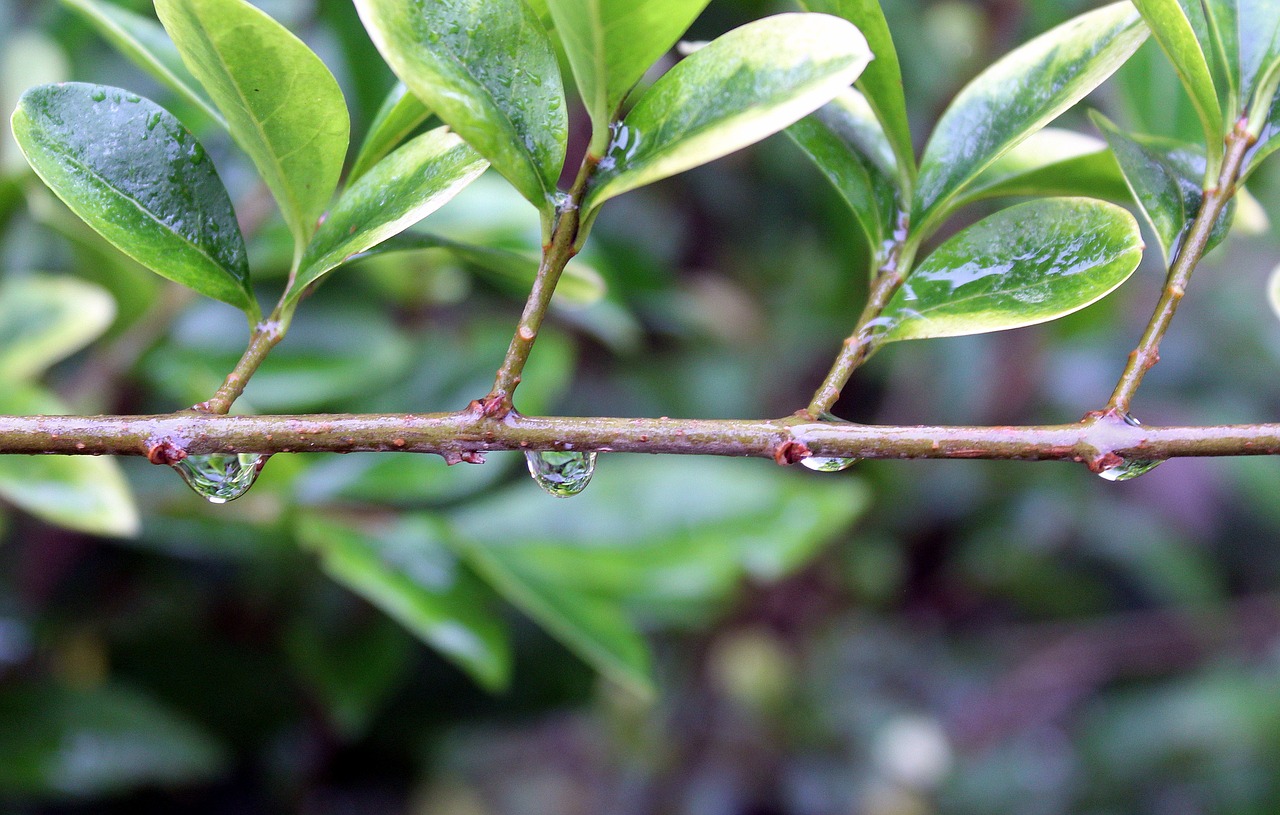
[155,0,349,247]
[1244,87,1280,178]
[960,128,1131,205]
[880,198,1143,342]
[11,84,255,314]
[354,0,567,213]
[0,385,139,537]
[0,275,115,381]
[290,128,488,305]
[584,13,871,212]
[1131,0,1224,171]
[798,0,915,185]
[1093,112,1233,264]
[545,0,711,150]
[58,0,225,128]
[296,513,511,691]
[348,81,432,184]
[1238,0,1280,107]
[1,33,68,176]
[1267,259,1280,321]
[913,2,1148,235]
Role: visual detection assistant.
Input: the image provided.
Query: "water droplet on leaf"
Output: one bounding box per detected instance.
[173,453,268,503]
[1096,413,1161,482]
[525,450,596,497]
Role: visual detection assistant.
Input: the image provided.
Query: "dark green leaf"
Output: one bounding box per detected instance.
[11,83,255,314]
[0,275,115,381]
[880,198,1144,342]
[545,0,711,150]
[296,513,511,691]
[913,2,1148,235]
[58,0,225,128]
[348,81,432,184]
[290,128,488,305]
[155,0,349,247]
[960,128,1131,205]
[584,13,871,212]
[354,0,567,214]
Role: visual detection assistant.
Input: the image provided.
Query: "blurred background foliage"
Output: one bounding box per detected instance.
[2,0,1280,812]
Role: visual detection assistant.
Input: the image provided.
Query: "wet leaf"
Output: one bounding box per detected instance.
[348,81,432,184]
[296,513,511,691]
[913,2,1148,236]
[879,198,1143,342]
[355,0,567,213]
[584,12,871,212]
[155,0,349,247]
[11,83,255,314]
[545,0,711,150]
[291,128,488,305]
[0,275,115,381]
[960,128,1131,205]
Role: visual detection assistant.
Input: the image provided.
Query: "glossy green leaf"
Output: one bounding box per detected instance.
[960,128,1131,205]
[798,0,915,183]
[290,128,488,304]
[1201,0,1239,106]
[354,0,567,212]
[879,198,1143,343]
[0,275,115,381]
[1093,112,1234,263]
[1244,87,1280,179]
[0,682,226,798]
[0,385,139,537]
[913,2,1148,235]
[59,0,225,128]
[296,514,511,691]
[545,0,711,150]
[585,13,871,212]
[348,82,432,184]
[11,83,255,314]
[155,0,349,246]
[1238,0,1280,107]
[1131,0,1224,169]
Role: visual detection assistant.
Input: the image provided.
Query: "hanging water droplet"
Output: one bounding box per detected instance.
[172,453,268,503]
[1096,412,1161,482]
[800,412,859,473]
[524,450,596,497]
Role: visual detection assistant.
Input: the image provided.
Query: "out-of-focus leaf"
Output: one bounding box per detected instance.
[355,0,567,214]
[1093,112,1234,263]
[0,386,138,537]
[348,81,432,183]
[296,513,511,691]
[546,0,711,149]
[960,128,1131,205]
[1267,260,1280,321]
[155,0,349,247]
[11,84,255,315]
[290,128,488,305]
[0,275,115,381]
[58,0,225,128]
[799,0,915,183]
[879,198,1143,342]
[584,13,871,212]
[1238,0,1280,108]
[913,2,1148,235]
[1,33,68,176]
[0,682,226,797]
[1244,87,1280,180]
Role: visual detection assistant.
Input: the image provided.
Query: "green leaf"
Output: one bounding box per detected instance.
[584,13,871,212]
[58,0,226,128]
[0,275,115,381]
[879,198,1144,342]
[545,0,711,150]
[0,385,139,538]
[1238,0,1280,107]
[798,0,915,184]
[296,513,511,691]
[913,2,1148,235]
[1,33,68,176]
[1093,112,1234,264]
[1131,0,1225,171]
[354,0,567,213]
[155,0,349,247]
[348,81,432,184]
[11,83,255,314]
[290,128,488,305]
[0,682,226,798]
[960,128,1132,205]
[448,456,868,694]
[1245,87,1280,178]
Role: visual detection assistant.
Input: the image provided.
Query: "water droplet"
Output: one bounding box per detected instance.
[189,142,206,165]
[90,89,106,102]
[800,412,859,473]
[1096,413,1161,482]
[173,453,267,503]
[525,450,596,497]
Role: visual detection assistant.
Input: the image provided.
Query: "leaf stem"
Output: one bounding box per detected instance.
[194,316,287,415]
[1105,119,1257,415]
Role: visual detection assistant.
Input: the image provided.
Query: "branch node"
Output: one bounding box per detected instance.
[773,439,811,466]
[147,439,188,466]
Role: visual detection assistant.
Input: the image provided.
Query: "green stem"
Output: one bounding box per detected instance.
[1106,119,1256,415]
[195,314,287,415]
